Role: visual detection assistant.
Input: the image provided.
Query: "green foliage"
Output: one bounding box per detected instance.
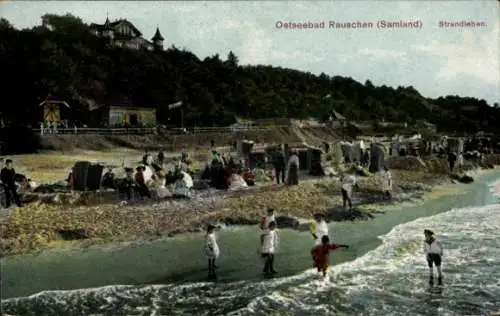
[0,14,499,132]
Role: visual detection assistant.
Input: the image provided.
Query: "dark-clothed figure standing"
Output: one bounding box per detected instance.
[447,151,457,173]
[134,166,151,198]
[157,150,165,166]
[273,151,286,184]
[102,168,115,189]
[286,150,300,186]
[121,167,135,200]
[1,159,22,208]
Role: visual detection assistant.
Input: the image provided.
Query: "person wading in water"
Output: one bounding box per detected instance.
[260,208,276,246]
[261,221,279,276]
[310,213,329,246]
[424,229,444,285]
[204,224,220,279]
[311,235,349,277]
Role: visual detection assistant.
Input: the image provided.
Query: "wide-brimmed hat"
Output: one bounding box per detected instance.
[207,224,216,231]
[314,213,325,219]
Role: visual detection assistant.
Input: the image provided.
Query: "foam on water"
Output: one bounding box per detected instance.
[3,202,500,315]
[234,203,500,316]
[488,179,500,197]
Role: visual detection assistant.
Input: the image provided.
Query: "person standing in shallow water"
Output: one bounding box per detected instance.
[261,221,278,276]
[311,235,349,277]
[1,159,22,208]
[260,208,276,246]
[205,225,220,279]
[310,213,329,246]
[424,229,444,285]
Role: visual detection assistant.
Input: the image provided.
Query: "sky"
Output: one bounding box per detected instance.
[1,1,499,105]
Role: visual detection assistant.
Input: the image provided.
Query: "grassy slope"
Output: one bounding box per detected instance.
[38,126,344,151]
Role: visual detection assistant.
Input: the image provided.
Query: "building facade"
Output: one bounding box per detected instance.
[89,95,157,127]
[90,17,165,51]
[108,106,157,127]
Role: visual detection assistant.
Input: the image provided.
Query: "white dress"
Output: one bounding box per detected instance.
[311,220,329,245]
[261,230,279,254]
[260,215,276,234]
[341,175,357,196]
[424,239,443,255]
[381,170,393,192]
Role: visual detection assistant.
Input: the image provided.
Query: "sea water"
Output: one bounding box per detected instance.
[2,181,500,316]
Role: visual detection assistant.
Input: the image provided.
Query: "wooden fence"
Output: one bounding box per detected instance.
[33,125,287,136]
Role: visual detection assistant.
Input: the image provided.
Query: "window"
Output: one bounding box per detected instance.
[109,110,123,126]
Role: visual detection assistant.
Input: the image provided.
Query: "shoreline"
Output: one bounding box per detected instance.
[1,166,487,258]
[1,168,499,300]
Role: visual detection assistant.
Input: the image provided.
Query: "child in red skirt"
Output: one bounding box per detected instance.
[311,235,349,277]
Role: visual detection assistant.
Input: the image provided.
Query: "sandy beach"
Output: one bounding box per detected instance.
[1,148,482,257]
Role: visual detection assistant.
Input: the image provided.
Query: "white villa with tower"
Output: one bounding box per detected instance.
[90,16,165,51]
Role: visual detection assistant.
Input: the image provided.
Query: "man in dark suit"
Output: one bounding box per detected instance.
[1,159,22,208]
[272,150,286,184]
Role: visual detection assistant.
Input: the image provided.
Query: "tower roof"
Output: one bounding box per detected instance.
[151,27,164,41]
[104,16,111,31]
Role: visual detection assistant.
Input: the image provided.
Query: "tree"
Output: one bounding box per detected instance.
[0,18,14,30]
[226,51,238,68]
[0,14,499,133]
[40,13,88,37]
[364,80,374,89]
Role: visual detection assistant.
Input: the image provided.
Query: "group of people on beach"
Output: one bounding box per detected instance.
[203,208,349,279]
[204,208,444,285]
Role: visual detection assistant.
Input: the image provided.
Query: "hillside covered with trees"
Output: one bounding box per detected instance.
[0,13,499,133]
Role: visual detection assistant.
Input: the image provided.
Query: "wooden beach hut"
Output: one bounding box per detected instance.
[39,99,70,123]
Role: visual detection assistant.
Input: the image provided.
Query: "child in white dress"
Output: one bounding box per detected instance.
[205,225,220,279]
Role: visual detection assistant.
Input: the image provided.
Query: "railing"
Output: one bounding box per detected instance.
[34,127,157,136]
[33,125,290,136]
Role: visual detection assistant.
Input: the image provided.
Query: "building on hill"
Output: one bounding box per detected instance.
[89,95,157,127]
[90,17,165,51]
[39,98,70,124]
[151,27,165,51]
